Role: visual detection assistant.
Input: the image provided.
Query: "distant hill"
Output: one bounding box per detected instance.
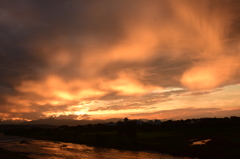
[0,118,125,126]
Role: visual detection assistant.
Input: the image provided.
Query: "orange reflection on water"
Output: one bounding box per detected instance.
[0,140,196,159]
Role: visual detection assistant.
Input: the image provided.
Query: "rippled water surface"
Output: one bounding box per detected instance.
[0,140,196,159]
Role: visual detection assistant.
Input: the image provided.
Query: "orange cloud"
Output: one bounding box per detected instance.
[16,75,106,101]
[181,56,239,90]
[99,73,161,95]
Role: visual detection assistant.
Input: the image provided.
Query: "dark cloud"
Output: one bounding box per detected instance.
[89,88,223,112]
[90,89,182,112]
[50,114,91,120]
[180,88,223,96]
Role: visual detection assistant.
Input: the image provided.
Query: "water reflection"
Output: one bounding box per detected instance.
[191,139,211,146]
[0,140,196,159]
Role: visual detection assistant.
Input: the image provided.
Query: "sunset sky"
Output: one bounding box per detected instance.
[1,0,240,121]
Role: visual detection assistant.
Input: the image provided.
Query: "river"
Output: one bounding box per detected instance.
[0,140,197,159]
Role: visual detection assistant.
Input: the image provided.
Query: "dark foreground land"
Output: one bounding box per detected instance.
[2,117,240,159]
[0,147,30,159]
